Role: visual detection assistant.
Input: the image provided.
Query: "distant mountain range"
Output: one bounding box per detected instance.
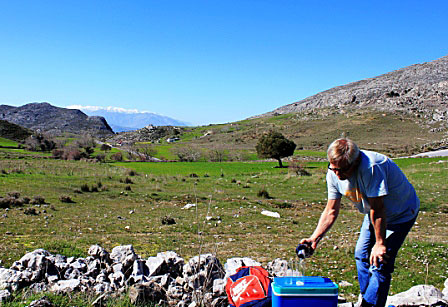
[69,106,190,132]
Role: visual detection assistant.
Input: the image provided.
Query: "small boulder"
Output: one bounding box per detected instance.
[386,284,448,307]
[50,279,81,293]
[0,289,11,303]
[28,296,54,307]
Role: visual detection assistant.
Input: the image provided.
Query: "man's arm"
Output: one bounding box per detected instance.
[368,196,389,267]
[301,198,341,250]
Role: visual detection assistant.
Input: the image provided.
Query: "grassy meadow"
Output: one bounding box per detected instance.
[1,146,448,305]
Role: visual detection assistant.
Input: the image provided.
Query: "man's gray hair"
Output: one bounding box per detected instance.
[327,138,360,165]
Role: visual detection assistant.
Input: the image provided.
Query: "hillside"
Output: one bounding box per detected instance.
[0,102,114,137]
[0,119,32,141]
[259,55,448,125]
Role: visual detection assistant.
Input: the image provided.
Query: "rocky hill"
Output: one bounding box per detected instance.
[260,55,448,127]
[0,103,114,137]
[0,120,32,141]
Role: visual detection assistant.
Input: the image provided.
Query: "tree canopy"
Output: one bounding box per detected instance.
[256,131,296,167]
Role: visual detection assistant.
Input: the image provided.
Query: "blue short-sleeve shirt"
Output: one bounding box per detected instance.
[327,150,419,224]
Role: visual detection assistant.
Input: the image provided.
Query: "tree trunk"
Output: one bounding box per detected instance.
[277,158,283,168]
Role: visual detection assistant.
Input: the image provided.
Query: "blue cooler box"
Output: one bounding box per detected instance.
[272,276,338,307]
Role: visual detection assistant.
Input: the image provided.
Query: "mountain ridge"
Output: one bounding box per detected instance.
[257,55,448,125]
[0,102,114,137]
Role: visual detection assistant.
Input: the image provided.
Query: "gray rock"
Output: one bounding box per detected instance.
[96,271,109,284]
[128,259,149,285]
[211,296,228,307]
[88,245,110,263]
[129,282,166,305]
[0,289,11,303]
[86,259,101,277]
[93,282,113,294]
[183,254,224,292]
[50,279,81,293]
[224,257,261,279]
[266,258,288,277]
[28,296,54,307]
[212,278,226,296]
[29,282,48,292]
[110,245,137,268]
[146,251,184,278]
[167,284,184,300]
[70,258,87,272]
[443,278,448,298]
[109,271,125,289]
[386,284,448,306]
[10,249,51,283]
[0,268,23,291]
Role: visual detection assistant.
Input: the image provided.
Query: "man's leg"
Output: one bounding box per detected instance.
[355,215,375,296]
[360,218,417,307]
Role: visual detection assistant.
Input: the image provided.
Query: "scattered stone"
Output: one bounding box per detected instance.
[28,296,54,307]
[443,278,448,298]
[261,210,280,218]
[338,281,353,287]
[266,258,288,277]
[0,289,11,303]
[386,284,448,306]
[50,279,81,293]
[182,203,196,210]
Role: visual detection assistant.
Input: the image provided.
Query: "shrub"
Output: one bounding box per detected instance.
[127,169,137,176]
[31,195,46,205]
[125,185,132,191]
[24,208,39,215]
[52,149,64,159]
[7,191,20,199]
[173,146,202,162]
[257,189,271,199]
[288,160,311,176]
[124,177,133,184]
[80,184,90,192]
[95,153,106,163]
[161,216,176,225]
[189,173,199,178]
[111,152,123,161]
[22,196,31,204]
[0,197,24,208]
[91,185,99,192]
[59,195,75,203]
[63,148,82,161]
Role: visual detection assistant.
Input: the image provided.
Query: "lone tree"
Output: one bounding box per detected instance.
[256,131,296,168]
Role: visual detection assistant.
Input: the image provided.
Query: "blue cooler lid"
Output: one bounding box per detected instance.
[272,276,338,296]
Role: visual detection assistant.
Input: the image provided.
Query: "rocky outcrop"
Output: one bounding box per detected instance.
[0,102,114,137]
[1,246,447,307]
[258,55,448,127]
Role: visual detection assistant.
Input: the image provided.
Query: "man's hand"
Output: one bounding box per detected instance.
[299,237,319,250]
[370,243,389,267]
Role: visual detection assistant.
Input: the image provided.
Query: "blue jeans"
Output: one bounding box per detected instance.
[355,214,417,307]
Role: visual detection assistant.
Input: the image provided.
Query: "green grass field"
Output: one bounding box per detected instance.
[0,146,447,305]
[0,137,19,147]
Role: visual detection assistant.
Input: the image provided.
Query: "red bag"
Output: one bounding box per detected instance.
[225,266,272,307]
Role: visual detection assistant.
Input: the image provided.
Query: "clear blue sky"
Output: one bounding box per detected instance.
[1,0,447,125]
